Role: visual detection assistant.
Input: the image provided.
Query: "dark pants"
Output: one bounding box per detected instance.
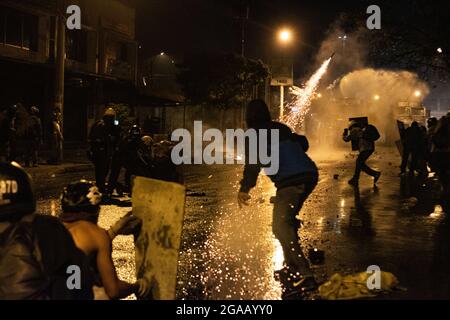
[433,152,450,210]
[401,146,426,173]
[24,139,39,166]
[92,153,111,193]
[273,177,317,276]
[353,150,379,180]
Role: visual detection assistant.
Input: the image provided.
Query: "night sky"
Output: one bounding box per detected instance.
[136,0,366,75]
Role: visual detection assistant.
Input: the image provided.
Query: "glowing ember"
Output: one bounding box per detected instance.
[283,57,331,131]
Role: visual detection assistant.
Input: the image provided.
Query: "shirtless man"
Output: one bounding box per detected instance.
[59,180,150,300]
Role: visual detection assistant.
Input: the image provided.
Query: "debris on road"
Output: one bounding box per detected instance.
[319,271,400,300]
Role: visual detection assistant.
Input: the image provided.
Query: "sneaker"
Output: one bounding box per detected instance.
[293,275,318,292]
[374,172,381,184]
[281,276,318,300]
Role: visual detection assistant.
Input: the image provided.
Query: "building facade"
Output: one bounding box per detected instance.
[0,0,137,143]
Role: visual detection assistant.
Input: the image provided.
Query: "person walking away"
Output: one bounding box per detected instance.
[87,108,121,194]
[343,121,381,186]
[24,106,43,167]
[48,109,63,164]
[400,121,427,176]
[58,180,150,299]
[0,162,93,300]
[237,99,319,299]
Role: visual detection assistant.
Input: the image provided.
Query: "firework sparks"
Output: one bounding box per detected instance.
[283,57,332,131]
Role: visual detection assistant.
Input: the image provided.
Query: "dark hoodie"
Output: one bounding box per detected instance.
[239,100,318,193]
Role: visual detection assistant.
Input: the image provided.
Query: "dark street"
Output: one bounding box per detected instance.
[34,146,449,300]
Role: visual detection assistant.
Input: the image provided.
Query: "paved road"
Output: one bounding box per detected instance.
[34,146,450,300]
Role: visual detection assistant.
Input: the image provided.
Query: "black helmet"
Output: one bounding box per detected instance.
[0,162,35,221]
[61,180,102,214]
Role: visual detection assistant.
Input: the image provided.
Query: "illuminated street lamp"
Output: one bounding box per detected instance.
[414,90,422,98]
[278,29,292,44]
[276,27,294,120]
[437,48,443,54]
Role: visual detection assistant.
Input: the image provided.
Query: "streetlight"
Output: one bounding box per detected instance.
[277,27,294,120]
[414,90,421,98]
[278,29,292,43]
[437,48,443,54]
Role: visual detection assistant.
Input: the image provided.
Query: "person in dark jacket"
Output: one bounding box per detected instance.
[88,108,121,194]
[24,106,43,167]
[237,99,318,298]
[400,121,428,176]
[343,121,381,186]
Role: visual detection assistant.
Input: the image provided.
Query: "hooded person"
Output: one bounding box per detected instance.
[237,99,319,299]
[59,180,150,300]
[0,162,93,300]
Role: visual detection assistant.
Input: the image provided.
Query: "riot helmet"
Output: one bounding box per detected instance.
[0,162,35,221]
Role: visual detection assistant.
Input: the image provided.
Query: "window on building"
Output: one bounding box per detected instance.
[66,29,87,63]
[0,6,38,51]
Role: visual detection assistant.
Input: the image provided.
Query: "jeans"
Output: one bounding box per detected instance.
[273,177,317,276]
[353,150,379,180]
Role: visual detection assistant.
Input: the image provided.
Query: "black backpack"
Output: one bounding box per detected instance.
[364,124,381,142]
[0,215,94,300]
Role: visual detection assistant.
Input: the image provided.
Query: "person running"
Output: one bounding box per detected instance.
[237,99,319,299]
[343,120,381,186]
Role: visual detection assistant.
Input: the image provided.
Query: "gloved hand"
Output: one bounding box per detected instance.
[135,278,152,298]
[107,211,142,239]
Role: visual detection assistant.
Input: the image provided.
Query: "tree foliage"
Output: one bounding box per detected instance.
[177,52,269,108]
[341,0,450,80]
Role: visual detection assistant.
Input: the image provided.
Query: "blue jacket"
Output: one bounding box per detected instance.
[239,121,318,193]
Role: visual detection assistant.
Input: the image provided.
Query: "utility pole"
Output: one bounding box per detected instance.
[240,4,249,57]
[54,0,65,131]
[279,85,284,121]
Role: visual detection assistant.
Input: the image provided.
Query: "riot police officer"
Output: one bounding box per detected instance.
[88,108,121,194]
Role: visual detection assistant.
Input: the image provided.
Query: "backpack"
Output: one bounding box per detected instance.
[0,215,49,300]
[0,215,94,300]
[364,125,381,142]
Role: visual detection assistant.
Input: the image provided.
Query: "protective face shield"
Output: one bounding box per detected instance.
[0,162,35,221]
